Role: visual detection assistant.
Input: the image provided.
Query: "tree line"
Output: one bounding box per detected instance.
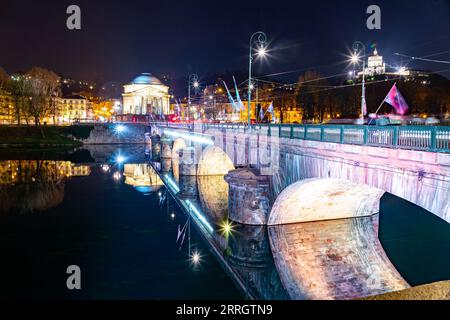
[259,71,450,123]
[0,66,61,129]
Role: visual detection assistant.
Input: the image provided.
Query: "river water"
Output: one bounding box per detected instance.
[0,145,449,299]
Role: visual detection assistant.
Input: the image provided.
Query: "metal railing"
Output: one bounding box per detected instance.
[150,122,450,153]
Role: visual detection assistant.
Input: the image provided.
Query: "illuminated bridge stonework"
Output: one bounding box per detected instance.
[151,124,450,223]
[150,123,449,300]
[269,217,410,300]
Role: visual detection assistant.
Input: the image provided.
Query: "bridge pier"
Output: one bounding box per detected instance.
[161,159,172,174]
[160,137,173,159]
[178,176,198,199]
[179,147,197,176]
[177,147,198,199]
[224,168,271,226]
[150,134,161,161]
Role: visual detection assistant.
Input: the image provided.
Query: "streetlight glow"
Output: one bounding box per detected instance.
[116,155,126,164]
[191,251,201,266]
[248,31,268,126]
[219,219,235,238]
[115,124,126,134]
[257,46,267,57]
[193,81,199,88]
[352,41,367,124]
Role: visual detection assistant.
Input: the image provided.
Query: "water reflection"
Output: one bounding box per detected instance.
[123,163,163,195]
[0,160,90,214]
[1,145,448,300]
[150,155,288,299]
[225,224,289,299]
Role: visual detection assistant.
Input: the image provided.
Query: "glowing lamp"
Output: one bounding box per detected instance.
[257,46,267,57]
[115,124,126,134]
[191,251,201,265]
[116,155,126,164]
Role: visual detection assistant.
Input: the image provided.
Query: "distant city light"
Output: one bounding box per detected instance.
[249,84,255,90]
[101,164,110,172]
[170,213,176,219]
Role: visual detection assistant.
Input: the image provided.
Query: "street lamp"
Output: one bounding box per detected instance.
[352,41,366,124]
[188,74,199,123]
[248,31,267,127]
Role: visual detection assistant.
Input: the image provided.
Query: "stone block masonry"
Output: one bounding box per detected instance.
[80,124,147,144]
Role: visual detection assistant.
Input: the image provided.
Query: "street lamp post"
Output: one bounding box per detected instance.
[188,74,199,124]
[248,31,267,127]
[352,41,366,124]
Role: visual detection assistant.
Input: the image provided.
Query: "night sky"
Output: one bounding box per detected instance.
[1,0,449,84]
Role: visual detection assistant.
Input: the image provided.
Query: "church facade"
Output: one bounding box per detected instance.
[122,73,170,116]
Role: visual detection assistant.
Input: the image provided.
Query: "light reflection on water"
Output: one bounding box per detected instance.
[0,146,240,299]
[1,145,450,300]
[149,145,450,299]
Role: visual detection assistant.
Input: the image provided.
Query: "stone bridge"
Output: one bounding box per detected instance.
[150,123,450,223]
[148,122,450,300]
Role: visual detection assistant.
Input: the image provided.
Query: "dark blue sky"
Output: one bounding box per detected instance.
[0,0,449,83]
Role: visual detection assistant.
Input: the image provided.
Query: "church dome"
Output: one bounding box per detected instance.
[131,73,163,85]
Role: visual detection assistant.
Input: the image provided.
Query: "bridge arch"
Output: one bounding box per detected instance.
[197,146,235,176]
[267,177,409,299]
[268,178,385,225]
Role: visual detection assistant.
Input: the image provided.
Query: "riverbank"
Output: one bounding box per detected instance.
[362,281,450,300]
[0,126,92,148]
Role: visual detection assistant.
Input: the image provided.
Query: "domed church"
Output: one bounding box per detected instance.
[122,73,170,116]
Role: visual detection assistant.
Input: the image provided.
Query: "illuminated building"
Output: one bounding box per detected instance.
[121,73,170,116]
[0,90,14,124]
[55,95,93,124]
[354,48,432,85]
[358,48,386,77]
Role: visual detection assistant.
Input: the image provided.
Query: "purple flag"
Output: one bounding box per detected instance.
[384,84,409,115]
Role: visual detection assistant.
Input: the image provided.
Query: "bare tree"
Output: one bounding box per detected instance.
[25,67,60,131]
[7,74,32,125]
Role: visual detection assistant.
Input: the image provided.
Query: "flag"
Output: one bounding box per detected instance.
[384,83,409,115]
[174,99,181,116]
[267,102,274,118]
[259,105,265,121]
[223,81,237,111]
[233,76,244,111]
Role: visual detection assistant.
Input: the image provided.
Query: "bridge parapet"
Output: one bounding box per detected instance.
[152,122,450,153]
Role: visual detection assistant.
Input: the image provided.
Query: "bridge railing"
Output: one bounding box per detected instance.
[149,122,450,153]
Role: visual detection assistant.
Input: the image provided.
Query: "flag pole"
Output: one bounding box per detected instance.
[368,82,396,126]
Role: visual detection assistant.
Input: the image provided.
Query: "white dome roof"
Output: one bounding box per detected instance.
[131,73,163,85]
